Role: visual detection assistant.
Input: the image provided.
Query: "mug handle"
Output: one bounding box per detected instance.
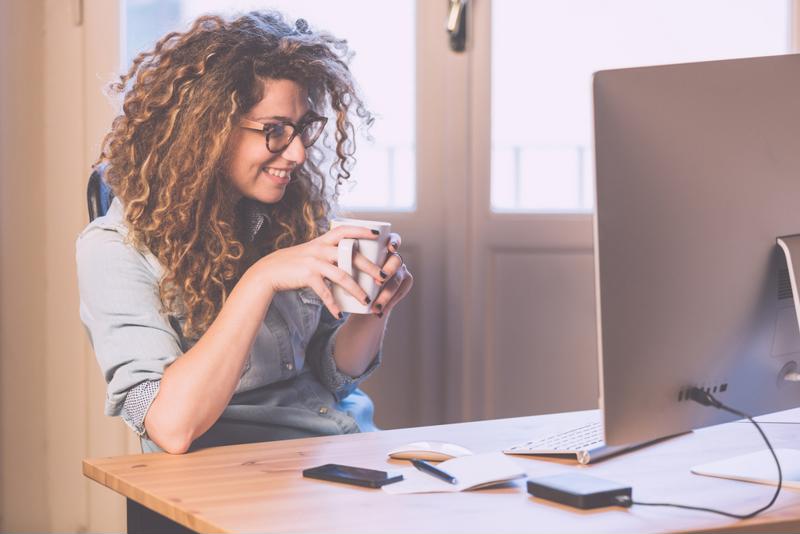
[338,238,359,276]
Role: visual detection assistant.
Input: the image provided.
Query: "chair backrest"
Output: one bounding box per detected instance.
[87,164,114,222]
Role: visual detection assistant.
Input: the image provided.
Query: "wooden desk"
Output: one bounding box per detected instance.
[83,408,800,533]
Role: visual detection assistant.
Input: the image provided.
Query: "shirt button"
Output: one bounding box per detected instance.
[318,407,329,415]
[284,362,294,371]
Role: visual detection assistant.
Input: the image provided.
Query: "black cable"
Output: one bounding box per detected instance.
[613,387,782,519]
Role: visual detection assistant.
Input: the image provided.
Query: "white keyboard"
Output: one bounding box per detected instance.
[503,421,612,465]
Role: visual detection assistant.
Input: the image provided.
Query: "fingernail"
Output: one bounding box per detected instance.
[375,303,383,311]
[338,312,344,319]
[379,270,388,279]
[371,229,379,235]
[378,312,384,318]
[364,296,371,304]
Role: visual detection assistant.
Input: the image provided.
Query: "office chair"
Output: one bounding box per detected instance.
[87,164,114,222]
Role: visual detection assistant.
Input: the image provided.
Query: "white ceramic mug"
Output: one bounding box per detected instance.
[331,217,392,314]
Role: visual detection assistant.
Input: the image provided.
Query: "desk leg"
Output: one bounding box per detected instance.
[127,498,196,534]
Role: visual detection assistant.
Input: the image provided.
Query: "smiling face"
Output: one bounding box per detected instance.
[226,78,309,204]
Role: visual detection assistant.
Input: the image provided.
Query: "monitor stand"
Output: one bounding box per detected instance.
[689,236,800,488]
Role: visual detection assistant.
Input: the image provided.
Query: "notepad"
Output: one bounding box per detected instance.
[691,448,800,489]
[382,452,527,494]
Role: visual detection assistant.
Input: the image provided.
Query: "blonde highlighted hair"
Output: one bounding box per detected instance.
[98,11,372,340]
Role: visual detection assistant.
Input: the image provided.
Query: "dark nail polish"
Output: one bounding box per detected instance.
[338,312,344,319]
[371,229,379,235]
[375,303,383,311]
[378,312,384,318]
[365,296,371,304]
[379,270,388,279]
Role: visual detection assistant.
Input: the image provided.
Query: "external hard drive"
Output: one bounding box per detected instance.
[527,473,632,509]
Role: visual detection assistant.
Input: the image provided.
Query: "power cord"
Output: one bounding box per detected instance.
[613,387,783,519]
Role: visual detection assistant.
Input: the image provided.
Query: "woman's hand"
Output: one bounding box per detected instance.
[253,225,385,318]
[329,232,413,377]
[371,233,414,317]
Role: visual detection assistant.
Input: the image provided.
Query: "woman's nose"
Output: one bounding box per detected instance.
[281,135,306,165]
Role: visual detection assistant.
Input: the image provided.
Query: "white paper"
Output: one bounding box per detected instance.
[382,452,526,495]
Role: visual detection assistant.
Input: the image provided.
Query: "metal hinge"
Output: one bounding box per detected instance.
[446,0,468,52]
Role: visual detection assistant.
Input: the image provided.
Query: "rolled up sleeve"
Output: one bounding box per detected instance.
[121,379,161,436]
[306,310,381,401]
[76,225,183,421]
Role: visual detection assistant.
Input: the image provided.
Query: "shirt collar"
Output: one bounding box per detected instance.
[239,197,273,242]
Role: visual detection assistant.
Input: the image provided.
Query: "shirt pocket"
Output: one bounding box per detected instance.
[235,313,285,393]
[297,288,324,335]
[298,287,324,306]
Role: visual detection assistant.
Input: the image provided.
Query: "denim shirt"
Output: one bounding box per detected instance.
[76,198,379,452]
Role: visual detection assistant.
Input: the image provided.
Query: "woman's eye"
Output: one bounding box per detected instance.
[266,123,287,136]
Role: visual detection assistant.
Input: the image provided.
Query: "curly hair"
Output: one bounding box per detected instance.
[98,11,372,341]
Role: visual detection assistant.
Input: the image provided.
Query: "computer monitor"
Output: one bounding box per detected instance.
[593,53,800,448]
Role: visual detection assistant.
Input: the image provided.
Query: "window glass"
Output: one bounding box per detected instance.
[491,0,792,213]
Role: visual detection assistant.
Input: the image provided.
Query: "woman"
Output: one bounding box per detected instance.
[76,11,413,454]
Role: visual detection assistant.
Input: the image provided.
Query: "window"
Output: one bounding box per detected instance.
[491,0,792,213]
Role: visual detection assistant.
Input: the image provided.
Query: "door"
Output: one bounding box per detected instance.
[460,0,797,421]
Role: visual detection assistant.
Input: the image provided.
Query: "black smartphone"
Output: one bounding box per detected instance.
[303,463,404,488]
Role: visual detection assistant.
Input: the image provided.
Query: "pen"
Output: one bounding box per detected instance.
[410,458,458,485]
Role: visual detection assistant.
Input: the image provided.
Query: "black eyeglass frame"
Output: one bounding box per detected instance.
[239,111,328,153]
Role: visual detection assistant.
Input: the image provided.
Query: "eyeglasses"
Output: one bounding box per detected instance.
[239,111,328,154]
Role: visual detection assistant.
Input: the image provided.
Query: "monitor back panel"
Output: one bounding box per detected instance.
[593,54,800,446]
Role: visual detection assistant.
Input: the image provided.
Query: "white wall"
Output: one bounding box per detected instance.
[0,0,48,531]
[1,1,134,531]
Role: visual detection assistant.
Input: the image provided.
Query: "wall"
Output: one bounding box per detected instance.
[0,0,48,531]
[1,1,134,531]
[43,0,91,531]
